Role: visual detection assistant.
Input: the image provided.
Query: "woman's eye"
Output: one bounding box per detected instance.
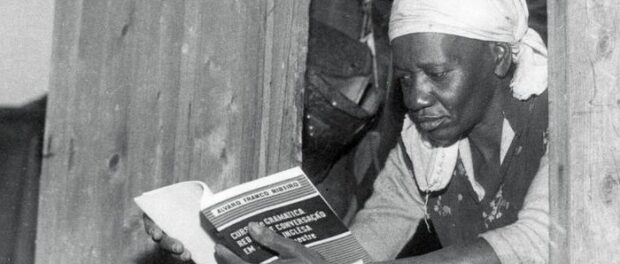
[399,75,413,86]
[427,71,447,79]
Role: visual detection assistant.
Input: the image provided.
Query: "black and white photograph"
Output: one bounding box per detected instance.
[0,0,618,263]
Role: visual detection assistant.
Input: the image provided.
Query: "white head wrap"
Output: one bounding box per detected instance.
[389,0,547,100]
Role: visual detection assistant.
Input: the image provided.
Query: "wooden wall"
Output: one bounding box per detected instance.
[548,0,620,263]
[36,0,308,263]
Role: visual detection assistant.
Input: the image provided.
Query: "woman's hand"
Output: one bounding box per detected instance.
[143,214,193,261]
[214,222,329,264]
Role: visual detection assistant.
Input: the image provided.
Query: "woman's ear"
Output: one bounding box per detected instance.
[491,42,512,77]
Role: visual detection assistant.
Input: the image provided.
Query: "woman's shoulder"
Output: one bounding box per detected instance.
[503,89,548,133]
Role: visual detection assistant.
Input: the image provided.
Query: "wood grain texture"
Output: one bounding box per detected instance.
[36,0,308,263]
[548,0,620,263]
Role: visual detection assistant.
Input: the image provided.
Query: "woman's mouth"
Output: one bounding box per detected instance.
[415,116,447,131]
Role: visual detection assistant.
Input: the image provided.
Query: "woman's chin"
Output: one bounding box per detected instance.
[421,130,459,147]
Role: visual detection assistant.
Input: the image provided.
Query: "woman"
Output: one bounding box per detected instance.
[147,0,550,263]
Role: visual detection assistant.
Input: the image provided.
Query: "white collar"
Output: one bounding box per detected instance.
[400,117,515,201]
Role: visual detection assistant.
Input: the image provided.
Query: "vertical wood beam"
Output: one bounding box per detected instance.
[35,0,309,263]
[548,0,620,263]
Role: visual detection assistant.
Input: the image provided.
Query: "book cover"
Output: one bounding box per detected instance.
[135,167,370,264]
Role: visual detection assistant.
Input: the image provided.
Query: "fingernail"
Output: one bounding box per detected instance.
[249,222,262,234]
[173,243,183,253]
[151,230,162,240]
[214,243,224,254]
[180,250,191,261]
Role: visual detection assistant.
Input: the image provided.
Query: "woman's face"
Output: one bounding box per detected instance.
[392,33,499,146]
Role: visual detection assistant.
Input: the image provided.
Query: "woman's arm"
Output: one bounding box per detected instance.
[374,239,500,264]
[378,154,549,264]
[478,154,549,264]
[349,144,427,261]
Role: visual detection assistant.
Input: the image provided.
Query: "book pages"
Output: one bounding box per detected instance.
[134,181,215,264]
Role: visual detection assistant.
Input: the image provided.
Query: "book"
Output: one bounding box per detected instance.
[134,167,371,264]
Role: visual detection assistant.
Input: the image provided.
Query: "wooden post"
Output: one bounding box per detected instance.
[548,0,620,263]
[35,0,308,263]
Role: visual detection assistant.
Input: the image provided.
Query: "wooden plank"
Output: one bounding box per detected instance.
[261,0,306,175]
[36,0,309,263]
[548,0,620,263]
[547,0,569,263]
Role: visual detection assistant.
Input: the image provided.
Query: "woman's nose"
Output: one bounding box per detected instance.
[403,77,435,111]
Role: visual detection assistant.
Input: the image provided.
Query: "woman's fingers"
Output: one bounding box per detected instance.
[177,250,192,261]
[270,259,305,264]
[247,222,304,259]
[143,214,163,241]
[143,214,191,261]
[160,234,192,261]
[214,244,250,264]
[216,223,327,264]
[160,234,185,254]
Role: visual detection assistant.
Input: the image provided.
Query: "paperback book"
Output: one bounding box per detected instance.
[134,167,371,264]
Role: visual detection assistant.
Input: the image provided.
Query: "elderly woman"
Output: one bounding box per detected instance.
[346,0,549,262]
[148,0,550,263]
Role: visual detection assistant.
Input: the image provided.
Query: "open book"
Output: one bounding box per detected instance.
[134,167,371,264]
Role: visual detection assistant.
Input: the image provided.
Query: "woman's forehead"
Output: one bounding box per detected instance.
[392,33,485,67]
